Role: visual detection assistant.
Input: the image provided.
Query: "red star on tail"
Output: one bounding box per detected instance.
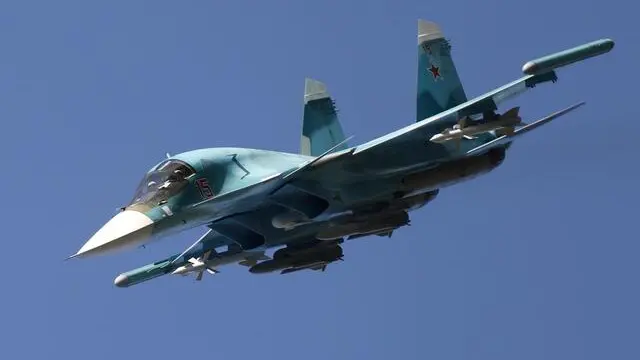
[429,64,441,79]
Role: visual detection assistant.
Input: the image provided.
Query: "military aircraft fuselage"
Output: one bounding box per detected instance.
[144,138,505,247]
[70,18,615,288]
[71,110,507,262]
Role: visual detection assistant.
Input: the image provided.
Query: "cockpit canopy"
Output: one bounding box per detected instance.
[129,159,196,207]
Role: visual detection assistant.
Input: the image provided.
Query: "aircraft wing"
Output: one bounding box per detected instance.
[181,72,559,216]
[353,37,612,156]
[185,40,595,215]
[176,38,612,271]
[353,71,558,155]
[114,229,271,287]
[465,101,586,156]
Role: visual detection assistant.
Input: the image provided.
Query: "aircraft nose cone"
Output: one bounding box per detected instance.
[73,210,154,258]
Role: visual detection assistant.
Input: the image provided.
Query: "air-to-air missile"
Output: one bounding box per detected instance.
[522,38,614,75]
[429,107,523,144]
[113,250,268,287]
[113,256,177,288]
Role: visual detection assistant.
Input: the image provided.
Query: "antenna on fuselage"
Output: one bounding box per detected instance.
[166,152,171,159]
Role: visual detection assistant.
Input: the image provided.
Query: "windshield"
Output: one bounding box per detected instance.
[128,159,196,206]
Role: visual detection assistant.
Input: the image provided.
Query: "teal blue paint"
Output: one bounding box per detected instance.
[522,38,614,75]
[416,38,468,122]
[302,97,348,156]
[301,79,349,156]
[73,20,615,288]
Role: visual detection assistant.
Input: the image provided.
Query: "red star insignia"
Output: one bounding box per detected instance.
[429,64,440,79]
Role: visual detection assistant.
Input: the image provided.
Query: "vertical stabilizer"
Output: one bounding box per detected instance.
[416,20,468,122]
[300,78,349,156]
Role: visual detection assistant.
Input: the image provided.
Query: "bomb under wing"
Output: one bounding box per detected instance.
[249,243,344,274]
[522,38,614,75]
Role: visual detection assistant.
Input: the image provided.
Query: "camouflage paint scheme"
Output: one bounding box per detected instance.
[69,20,614,287]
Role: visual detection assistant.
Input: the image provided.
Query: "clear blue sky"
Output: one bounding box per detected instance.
[1,1,637,359]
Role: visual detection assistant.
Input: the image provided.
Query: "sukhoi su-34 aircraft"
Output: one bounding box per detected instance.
[69,20,614,287]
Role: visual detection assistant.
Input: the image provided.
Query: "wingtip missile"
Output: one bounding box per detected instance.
[522,38,614,75]
[114,274,129,287]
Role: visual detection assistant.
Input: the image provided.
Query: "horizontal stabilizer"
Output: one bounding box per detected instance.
[466,101,586,156]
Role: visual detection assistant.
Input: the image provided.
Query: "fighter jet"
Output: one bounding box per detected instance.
[68,20,614,287]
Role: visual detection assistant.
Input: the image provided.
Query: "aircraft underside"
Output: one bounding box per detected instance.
[270,146,507,239]
[110,146,508,287]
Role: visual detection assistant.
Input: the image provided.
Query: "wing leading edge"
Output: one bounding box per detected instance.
[354,71,558,155]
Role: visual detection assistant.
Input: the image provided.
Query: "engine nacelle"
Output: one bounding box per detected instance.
[391,189,439,211]
[316,211,410,240]
[271,210,310,229]
[401,148,505,193]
